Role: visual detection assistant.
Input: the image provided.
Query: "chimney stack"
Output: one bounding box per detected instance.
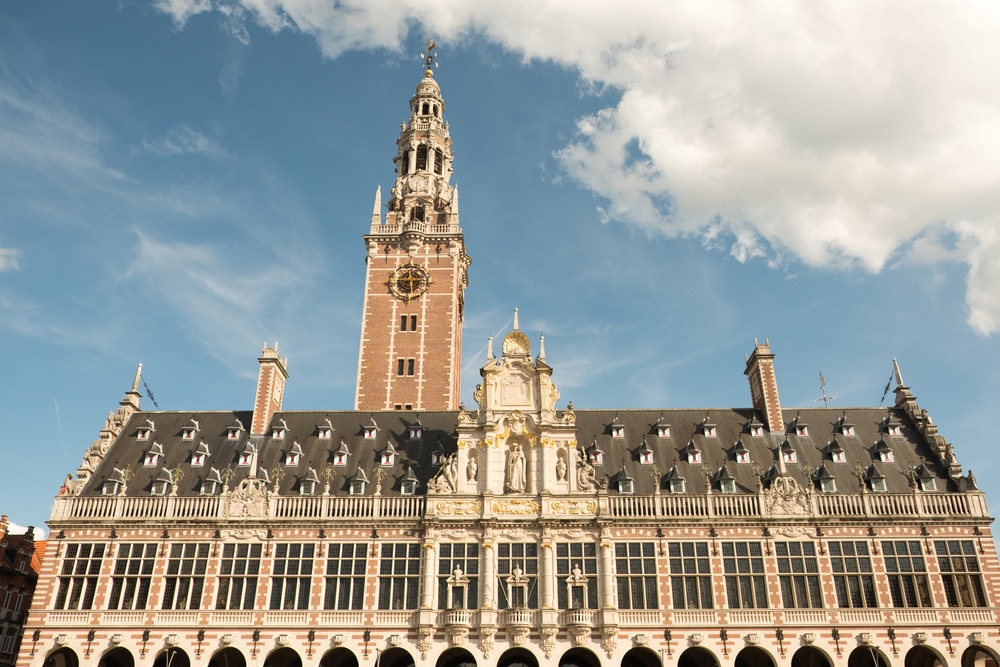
[251,342,289,436]
[744,339,783,433]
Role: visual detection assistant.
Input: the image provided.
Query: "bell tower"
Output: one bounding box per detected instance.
[355,45,471,412]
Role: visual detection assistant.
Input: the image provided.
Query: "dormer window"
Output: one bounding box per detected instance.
[300,468,320,496]
[874,440,895,464]
[720,478,736,494]
[887,423,902,437]
[637,441,654,465]
[102,480,121,496]
[191,442,210,467]
[619,478,634,494]
[791,416,809,437]
[364,425,377,439]
[380,450,395,466]
[750,425,764,437]
[732,441,751,464]
[349,468,369,496]
[201,468,223,496]
[867,467,887,493]
[669,477,686,493]
[781,443,797,464]
[151,470,174,496]
[285,442,303,467]
[401,468,418,495]
[333,441,351,466]
[918,475,936,492]
[682,442,701,464]
[227,428,240,441]
[409,424,423,440]
[136,421,153,441]
[587,442,604,466]
[704,425,717,437]
[826,440,846,463]
[144,442,164,467]
[611,425,625,439]
[272,427,286,440]
[819,477,836,493]
[656,421,671,438]
[181,419,199,441]
[317,426,332,439]
[239,445,256,467]
[842,425,855,437]
[431,449,446,466]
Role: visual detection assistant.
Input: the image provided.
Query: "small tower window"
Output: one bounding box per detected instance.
[875,439,895,464]
[704,425,717,438]
[431,449,446,466]
[421,102,429,115]
[434,148,443,175]
[416,145,428,171]
[226,427,241,441]
[919,476,936,492]
[401,150,410,175]
[832,449,846,463]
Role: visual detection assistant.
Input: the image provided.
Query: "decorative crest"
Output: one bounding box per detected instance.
[421,40,439,73]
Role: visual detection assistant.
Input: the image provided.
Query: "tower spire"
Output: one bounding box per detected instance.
[371,186,382,226]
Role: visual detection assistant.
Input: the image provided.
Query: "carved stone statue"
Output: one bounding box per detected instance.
[576,450,597,491]
[430,453,458,494]
[507,444,526,493]
[466,454,478,482]
[556,455,567,481]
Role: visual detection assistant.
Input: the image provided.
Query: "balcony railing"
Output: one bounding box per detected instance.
[50,489,989,524]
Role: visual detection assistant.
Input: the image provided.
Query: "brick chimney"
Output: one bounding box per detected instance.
[744,339,783,433]
[251,342,288,436]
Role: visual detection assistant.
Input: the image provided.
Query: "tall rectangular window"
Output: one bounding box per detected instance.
[668,542,713,609]
[400,315,408,331]
[397,358,405,376]
[55,543,105,610]
[722,541,768,608]
[935,540,987,607]
[270,544,315,610]
[108,543,157,610]
[615,542,658,610]
[497,543,539,609]
[216,543,262,610]
[407,359,415,376]
[378,543,420,610]
[775,542,822,608]
[438,543,479,610]
[325,543,367,610]
[556,543,598,610]
[162,543,210,610]
[829,541,877,608]
[882,540,931,607]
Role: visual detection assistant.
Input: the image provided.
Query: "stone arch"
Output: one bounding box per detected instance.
[622,646,661,667]
[319,647,358,667]
[97,647,135,667]
[208,647,247,667]
[153,647,191,667]
[962,645,1000,667]
[43,647,79,667]
[498,647,540,667]
[379,647,416,667]
[263,647,302,667]
[678,646,721,667]
[437,647,477,667]
[736,646,778,667]
[848,645,891,667]
[558,647,602,667]
[906,645,946,667]
[792,646,835,667]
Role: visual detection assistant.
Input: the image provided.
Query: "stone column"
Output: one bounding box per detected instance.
[420,540,436,609]
[541,540,555,609]
[481,539,496,608]
[600,536,615,608]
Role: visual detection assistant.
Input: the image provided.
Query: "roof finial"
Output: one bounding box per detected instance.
[131,362,142,393]
[372,186,382,226]
[892,358,904,386]
[421,39,438,76]
[539,335,546,362]
[513,308,519,331]
[487,336,494,360]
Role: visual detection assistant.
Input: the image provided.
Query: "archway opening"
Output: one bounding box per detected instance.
[264,647,302,667]
[153,647,191,667]
[622,646,661,667]
[793,646,834,667]
[736,647,777,667]
[679,647,720,667]
[379,647,416,667]
[907,646,946,667]
[208,647,247,667]
[99,647,135,667]
[963,647,999,667]
[44,648,80,667]
[438,647,477,667]
[499,647,539,667]
[320,647,358,667]
[849,646,891,667]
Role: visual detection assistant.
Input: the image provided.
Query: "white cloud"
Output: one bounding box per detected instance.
[142,125,228,158]
[154,0,1000,333]
[0,247,19,272]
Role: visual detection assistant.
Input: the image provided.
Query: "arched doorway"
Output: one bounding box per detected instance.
[679,647,720,667]
[98,647,135,667]
[963,646,1000,667]
[498,648,540,667]
[906,646,946,667]
[153,647,191,667]
[560,647,601,667]
[264,647,302,667]
[208,647,247,667]
[849,646,891,667]
[793,646,835,667]
[736,646,777,667]
[438,647,477,667]
[44,648,79,667]
[379,647,416,667]
[622,647,661,667]
[320,647,359,667]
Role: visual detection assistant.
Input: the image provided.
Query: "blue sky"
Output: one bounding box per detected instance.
[2,1,1000,532]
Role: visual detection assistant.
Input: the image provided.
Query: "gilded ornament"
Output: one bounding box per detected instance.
[552,500,597,515]
[435,501,482,515]
[493,500,540,515]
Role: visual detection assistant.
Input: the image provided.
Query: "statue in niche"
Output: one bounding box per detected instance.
[507,443,526,493]
[556,453,567,481]
[577,450,597,492]
[467,453,478,481]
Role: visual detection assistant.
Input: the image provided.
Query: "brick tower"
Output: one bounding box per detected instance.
[355,51,470,411]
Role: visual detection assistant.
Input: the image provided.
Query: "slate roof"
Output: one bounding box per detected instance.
[80,405,959,498]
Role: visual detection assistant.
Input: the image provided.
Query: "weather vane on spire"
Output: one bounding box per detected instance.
[421,39,439,73]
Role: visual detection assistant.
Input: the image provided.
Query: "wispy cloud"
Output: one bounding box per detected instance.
[0,247,19,272]
[141,125,228,158]
[152,0,1000,335]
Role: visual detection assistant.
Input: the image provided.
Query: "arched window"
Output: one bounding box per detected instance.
[400,151,409,175]
[416,145,428,171]
[434,149,443,175]
[421,102,429,115]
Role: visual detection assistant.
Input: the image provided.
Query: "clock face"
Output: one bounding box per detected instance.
[389,265,429,300]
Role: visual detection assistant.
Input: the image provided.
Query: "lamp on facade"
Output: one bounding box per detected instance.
[85,629,96,657]
[363,630,372,658]
[29,629,40,656]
